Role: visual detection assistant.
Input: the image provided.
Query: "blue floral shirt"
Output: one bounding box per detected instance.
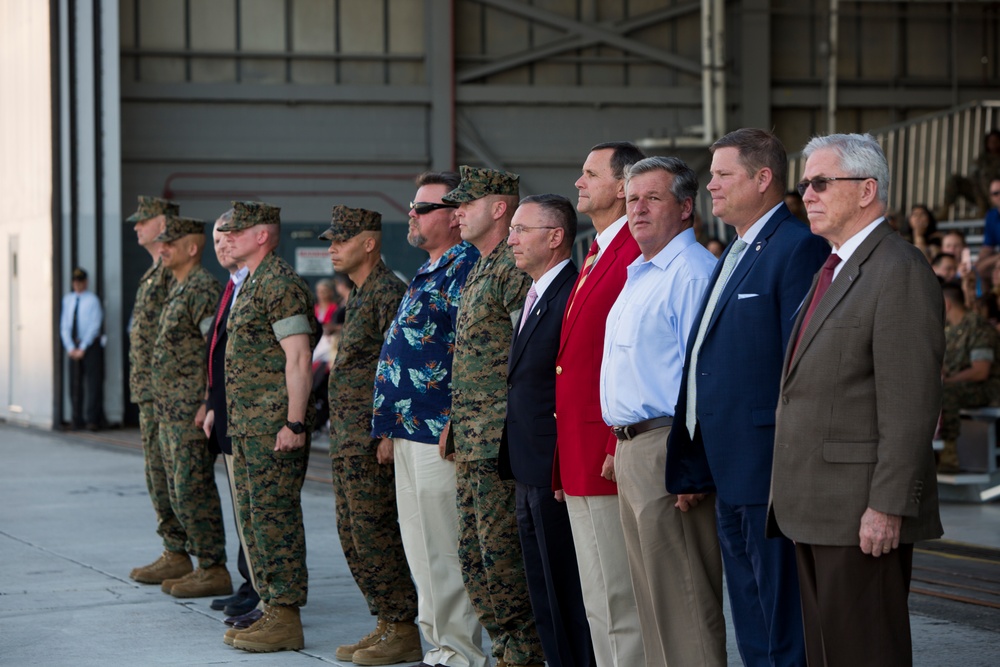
[371,241,480,444]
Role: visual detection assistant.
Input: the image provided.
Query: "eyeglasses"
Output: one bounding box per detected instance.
[796,176,873,197]
[508,225,558,236]
[409,201,458,215]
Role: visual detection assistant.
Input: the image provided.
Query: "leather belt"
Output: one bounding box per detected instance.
[611,416,673,441]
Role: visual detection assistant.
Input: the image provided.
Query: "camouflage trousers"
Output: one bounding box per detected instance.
[138,401,186,553]
[331,454,418,622]
[940,381,995,440]
[231,433,310,607]
[456,458,544,665]
[158,419,227,567]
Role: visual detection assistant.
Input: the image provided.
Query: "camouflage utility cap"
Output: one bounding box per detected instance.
[126,195,179,223]
[156,216,206,243]
[219,201,281,232]
[319,205,382,242]
[442,166,520,204]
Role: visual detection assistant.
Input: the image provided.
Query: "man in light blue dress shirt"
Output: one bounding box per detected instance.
[60,267,104,430]
[600,156,727,667]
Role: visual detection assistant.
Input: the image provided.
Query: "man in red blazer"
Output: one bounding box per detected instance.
[553,142,646,666]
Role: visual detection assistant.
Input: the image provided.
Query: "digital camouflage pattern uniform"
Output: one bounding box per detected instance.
[942,309,1000,440]
[127,195,186,554]
[323,206,416,623]
[222,201,317,608]
[152,216,226,567]
[444,166,544,666]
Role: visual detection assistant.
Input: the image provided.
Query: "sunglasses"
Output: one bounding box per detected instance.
[796,176,873,197]
[409,201,458,215]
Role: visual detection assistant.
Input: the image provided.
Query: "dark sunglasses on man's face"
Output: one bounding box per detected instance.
[409,201,458,215]
[796,176,873,197]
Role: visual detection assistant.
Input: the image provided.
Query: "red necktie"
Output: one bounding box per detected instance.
[565,240,599,316]
[208,279,235,388]
[793,253,841,359]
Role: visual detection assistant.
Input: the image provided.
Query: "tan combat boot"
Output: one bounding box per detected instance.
[169,565,232,598]
[334,618,388,661]
[223,611,266,647]
[232,604,304,653]
[351,620,423,666]
[129,550,192,584]
[938,440,961,474]
[160,568,194,593]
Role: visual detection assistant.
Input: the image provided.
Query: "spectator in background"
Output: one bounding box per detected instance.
[60,267,105,431]
[784,189,807,221]
[314,278,339,328]
[974,293,1000,330]
[900,204,938,260]
[974,179,1000,280]
[942,231,972,276]
[940,282,1000,473]
[705,237,725,259]
[938,130,1000,220]
[932,253,959,284]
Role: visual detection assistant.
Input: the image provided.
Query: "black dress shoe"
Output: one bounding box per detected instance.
[225,608,263,629]
[211,591,247,611]
[224,592,260,617]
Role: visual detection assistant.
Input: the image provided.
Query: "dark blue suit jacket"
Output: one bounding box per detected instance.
[500,261,578,486]
[666,204,830,505]
[206,285,233,455]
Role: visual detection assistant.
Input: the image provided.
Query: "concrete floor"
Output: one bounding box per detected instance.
[0,423,997,666]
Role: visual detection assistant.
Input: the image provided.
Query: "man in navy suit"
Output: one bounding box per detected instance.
[499,194,592,667]
[667,128,830,667]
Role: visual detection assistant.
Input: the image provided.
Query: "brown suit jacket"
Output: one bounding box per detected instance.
[768,221,945,546]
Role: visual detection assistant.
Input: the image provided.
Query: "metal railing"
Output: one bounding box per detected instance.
[789,101,1000,221]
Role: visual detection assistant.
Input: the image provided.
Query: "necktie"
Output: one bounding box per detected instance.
[565,240,600,316]
[792,252,841,360]
[71,295,80,345]
[208,279,236,388]
[519,285,538,333]
[686,238,748,438]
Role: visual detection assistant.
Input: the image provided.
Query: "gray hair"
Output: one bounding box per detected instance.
[802,133,890,206]
[624,156,700,212]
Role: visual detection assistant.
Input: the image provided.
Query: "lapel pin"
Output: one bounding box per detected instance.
[755,243,761,252]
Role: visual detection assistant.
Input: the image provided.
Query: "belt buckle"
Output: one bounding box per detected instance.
[613,425,634,441]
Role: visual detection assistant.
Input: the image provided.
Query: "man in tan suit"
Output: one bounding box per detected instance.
[769,133,944,666]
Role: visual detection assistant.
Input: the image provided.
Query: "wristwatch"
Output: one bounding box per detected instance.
[285,420,306,434]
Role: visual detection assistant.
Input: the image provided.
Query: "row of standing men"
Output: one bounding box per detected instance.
[123,127,944,667]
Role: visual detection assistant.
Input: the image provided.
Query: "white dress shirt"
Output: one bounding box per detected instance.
[830,217,884,280]
[231,266,250,303]
[600,227,716,426]
[594,215,628,265]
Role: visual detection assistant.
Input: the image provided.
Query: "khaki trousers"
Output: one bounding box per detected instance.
[615,425,727,667]
[564,493,645,667]
[395,438,488,667]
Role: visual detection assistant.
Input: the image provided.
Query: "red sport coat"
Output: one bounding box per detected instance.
[553,221,641,495]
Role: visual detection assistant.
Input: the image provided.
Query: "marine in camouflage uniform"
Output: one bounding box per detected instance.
[323,205,421,664]
[126,196,193,584]
[151,216,229,592]
[222,201,316,652]
[941,284,1000,470]
[444,167,544,667]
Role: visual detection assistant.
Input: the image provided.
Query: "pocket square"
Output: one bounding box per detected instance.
[738,293,759,299]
